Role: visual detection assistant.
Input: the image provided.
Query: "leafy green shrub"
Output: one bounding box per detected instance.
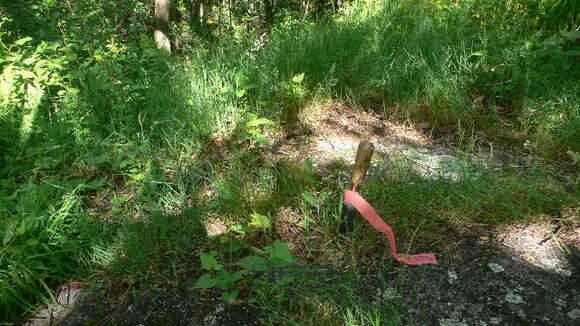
[194,239,296,303]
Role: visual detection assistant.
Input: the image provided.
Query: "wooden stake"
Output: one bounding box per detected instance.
[351,141,375,190]
[340,141,375,232]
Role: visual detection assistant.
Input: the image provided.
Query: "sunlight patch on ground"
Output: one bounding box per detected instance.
[203,216,228,237]
[281,102,467,181]
[495,224,576,277]
[311,135,465,181]
[25,282,85,326]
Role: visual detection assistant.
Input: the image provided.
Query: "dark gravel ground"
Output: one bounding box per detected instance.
[25,224,580,326]
[396,238,580,326]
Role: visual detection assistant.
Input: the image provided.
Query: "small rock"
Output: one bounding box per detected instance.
[505,291,524,304]
[448,270,458,284]
[555,298,566,306]
[521,254,535,264]
[568,309,580,320]
[560,269,572,277]
[439,319,468,326]
[488,263,504,273]
[489,317,502,325]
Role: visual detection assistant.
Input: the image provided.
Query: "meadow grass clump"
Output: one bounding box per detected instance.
[361,156,578,247]
[253,0,579,159]
[254,264,412,325]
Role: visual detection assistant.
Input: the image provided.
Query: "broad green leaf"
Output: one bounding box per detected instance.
[235,89,246,98]
[84,179,106,190]
[265,240,296,267]
[200,251,223,271]
[292,73,305,84]
[222,290,238,303]
[251,134,271,145]
[193,273,217,289]
[524,41,534,49]
[560,31,580,42]
[231,223,251,234]
[22,57,36,65]
[235,71,247,86]
[215,270,242,289]
[301,192,318,208]
[14,37,33,46]
[246,117,276,128]
[249,213,271,228]
[236,255,267,272]
[20,71,36,79]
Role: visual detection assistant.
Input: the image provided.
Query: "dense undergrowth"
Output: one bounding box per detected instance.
[0,0,578,323]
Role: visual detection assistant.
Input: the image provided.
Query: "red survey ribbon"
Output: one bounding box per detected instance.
[344,189,437,265]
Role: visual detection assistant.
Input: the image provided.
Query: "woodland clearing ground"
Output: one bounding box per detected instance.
[26,102,579,325]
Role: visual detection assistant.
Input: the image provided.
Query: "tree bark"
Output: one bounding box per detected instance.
[154,0,171,53]
[263,0,274,27]
[201,0,213,25]
[184,0,202,29]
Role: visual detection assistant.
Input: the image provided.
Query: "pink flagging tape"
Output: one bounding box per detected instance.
[344,190,438,265]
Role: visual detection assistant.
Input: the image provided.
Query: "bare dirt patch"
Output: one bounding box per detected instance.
[273,207,307,259]
[271,102,474,181]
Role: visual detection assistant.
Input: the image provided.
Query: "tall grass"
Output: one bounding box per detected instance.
[254,0,579,157]
[0,37,222,319]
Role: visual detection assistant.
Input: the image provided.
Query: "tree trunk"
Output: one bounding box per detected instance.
[333,0,343,12]
[201,0,213,25]
[154,0,171,53]
[184,0,202,29]
[263,0,273,27]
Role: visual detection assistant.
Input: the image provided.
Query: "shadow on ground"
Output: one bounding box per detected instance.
[397,236,579,325]
[24,231,579,325]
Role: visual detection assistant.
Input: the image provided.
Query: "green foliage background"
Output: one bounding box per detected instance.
[0,0,578,322]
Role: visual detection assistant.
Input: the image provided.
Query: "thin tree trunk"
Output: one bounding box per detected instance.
[264,0,273,27]
[184,0,202,29]
[228,0,232,27]
[201,0,213,25]
[154,0,171,53]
